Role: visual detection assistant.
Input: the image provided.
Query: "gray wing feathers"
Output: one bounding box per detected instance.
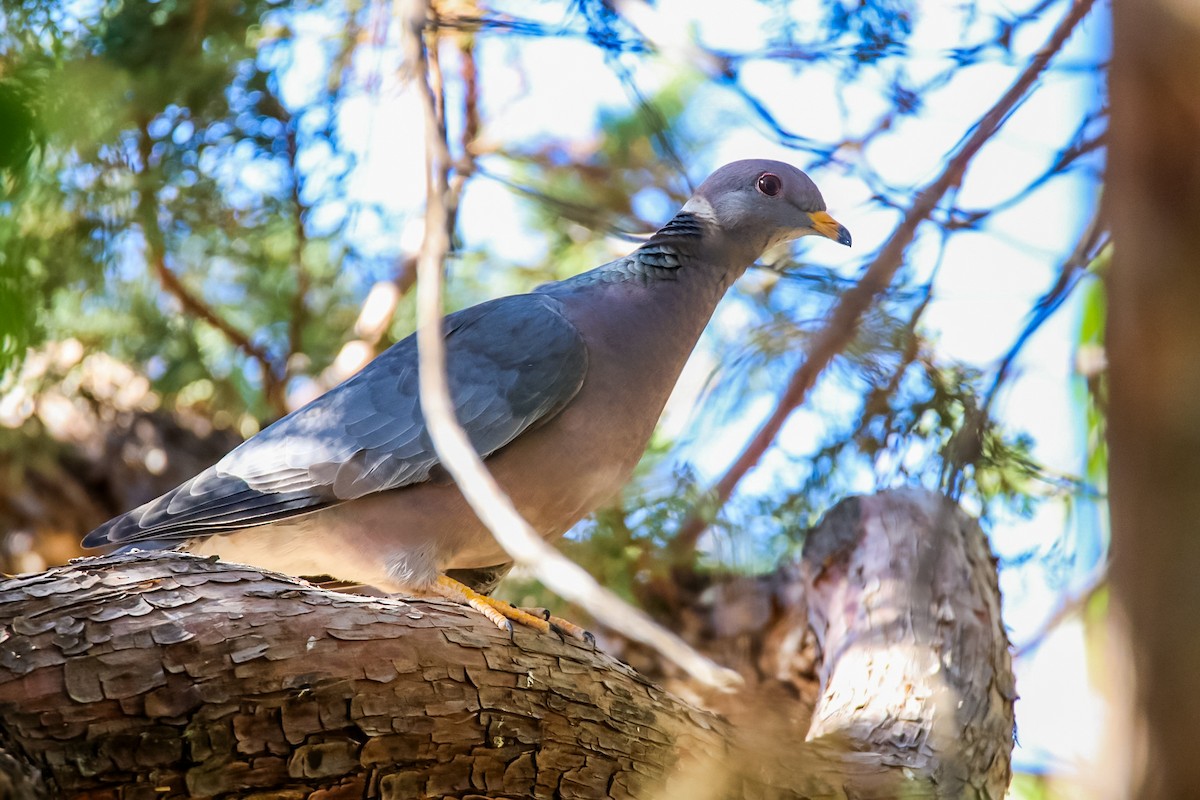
[84,293,588,546]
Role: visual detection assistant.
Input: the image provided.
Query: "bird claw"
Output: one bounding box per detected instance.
[547,621,595,648]
[432,576,595,643]
[540,613,592,645]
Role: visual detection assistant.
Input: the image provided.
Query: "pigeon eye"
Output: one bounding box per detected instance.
[756,173,782,197]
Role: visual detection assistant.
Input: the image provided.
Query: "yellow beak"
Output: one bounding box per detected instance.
[809,210,852,246]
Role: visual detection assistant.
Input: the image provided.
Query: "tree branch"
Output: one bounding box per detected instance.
[135,119,288,416]
[673,0,1099,553]
[0,490,1014,797]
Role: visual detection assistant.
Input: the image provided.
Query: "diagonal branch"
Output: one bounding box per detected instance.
[984,205,1107,414]
[148,251,287,417]
[135,119,287,416]
[403,0,740,691]
[1014,564,1107,658]
[673,0,1099,553]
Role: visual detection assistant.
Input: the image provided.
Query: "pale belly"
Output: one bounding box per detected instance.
[184,397,646,592]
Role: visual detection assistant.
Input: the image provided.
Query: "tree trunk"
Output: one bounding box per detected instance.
[1108,0,1200,796]
[0,489,1013,798]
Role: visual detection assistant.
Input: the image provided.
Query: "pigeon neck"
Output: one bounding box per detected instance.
[541,209,755,294]
[623,208,759,282]
[624,211,707,280]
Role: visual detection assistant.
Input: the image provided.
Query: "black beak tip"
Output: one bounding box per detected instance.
[837,226,852,247]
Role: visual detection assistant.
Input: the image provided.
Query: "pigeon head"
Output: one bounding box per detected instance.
[683,159,851,259]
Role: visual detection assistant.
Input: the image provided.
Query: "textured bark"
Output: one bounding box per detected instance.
[1108,0,1200,795]
[0,489,1012,798]
[798,490,1014,798]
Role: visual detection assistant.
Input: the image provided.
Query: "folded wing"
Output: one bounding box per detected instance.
[83,293,588,546]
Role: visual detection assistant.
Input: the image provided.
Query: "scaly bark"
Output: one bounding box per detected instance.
[0,489,1013,798]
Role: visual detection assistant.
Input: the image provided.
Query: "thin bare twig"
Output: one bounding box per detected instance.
[403,0,741,691]
[1014,565,1108,658]
[353,2,481,353]
[984,206,1107,414]
[149,251,287,416]
[673,0,1099,553]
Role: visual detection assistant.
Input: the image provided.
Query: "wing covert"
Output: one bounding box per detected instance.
[83,293,588,546]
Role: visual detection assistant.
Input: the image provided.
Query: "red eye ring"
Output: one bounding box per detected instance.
[756,172,782,197]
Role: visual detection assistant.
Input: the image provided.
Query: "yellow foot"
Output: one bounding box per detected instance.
[432,575,592,643]
[534,610,593,644]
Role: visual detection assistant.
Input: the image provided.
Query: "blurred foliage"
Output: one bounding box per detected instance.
[1008,772,1055,800]
[0,0,1105,621]
[1,0,360,419]
[0,61,46,378]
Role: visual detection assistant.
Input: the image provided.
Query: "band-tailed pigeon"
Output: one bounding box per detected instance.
[84,159,850,636]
